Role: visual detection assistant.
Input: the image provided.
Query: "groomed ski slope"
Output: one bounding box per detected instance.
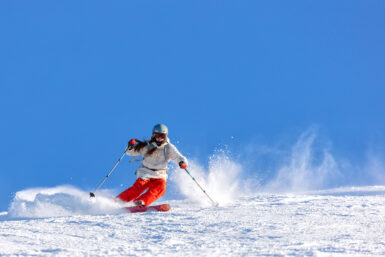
[1,186,385,256]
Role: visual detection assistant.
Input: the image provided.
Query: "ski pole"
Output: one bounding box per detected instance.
[184,168,219,207]
[89,151,126,198]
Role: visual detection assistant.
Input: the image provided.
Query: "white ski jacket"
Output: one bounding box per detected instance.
[126,138,188,181]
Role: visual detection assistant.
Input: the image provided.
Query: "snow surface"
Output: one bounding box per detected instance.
[2,136,385,256]
[1,186,385,256]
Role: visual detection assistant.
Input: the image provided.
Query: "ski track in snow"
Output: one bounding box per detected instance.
[1,187,385,256]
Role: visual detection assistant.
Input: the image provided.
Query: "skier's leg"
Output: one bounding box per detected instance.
[116,178,148,202]
[135,178,166,205]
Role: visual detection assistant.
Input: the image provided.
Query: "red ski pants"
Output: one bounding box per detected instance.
[116,178,166,206]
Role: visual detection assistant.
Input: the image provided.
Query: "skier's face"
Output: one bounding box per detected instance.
[153,133,167,142]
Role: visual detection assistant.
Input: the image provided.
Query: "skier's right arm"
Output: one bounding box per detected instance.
[125,139,142,156]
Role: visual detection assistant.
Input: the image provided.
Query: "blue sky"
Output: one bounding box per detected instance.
[1,1,384,211]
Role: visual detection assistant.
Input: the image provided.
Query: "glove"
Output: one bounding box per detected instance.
[129,139,136,146]
[179,161,187,169]
[127,139,136,150]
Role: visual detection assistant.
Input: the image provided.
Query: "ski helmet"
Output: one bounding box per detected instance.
[153,124,168,134]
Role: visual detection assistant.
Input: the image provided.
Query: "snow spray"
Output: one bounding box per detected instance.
[8,185,123,218]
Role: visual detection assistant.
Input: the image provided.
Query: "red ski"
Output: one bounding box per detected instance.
[124,204,171,213]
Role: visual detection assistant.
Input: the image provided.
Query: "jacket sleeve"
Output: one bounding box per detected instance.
[168,144,188,165]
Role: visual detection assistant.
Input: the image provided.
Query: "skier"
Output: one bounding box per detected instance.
[116,124,188,207]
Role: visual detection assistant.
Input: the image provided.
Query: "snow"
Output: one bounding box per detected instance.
[2,135,385,256]
[7,185,124,218]
[1,186,385,256]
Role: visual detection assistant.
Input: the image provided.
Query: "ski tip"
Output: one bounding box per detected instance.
[155,203,171,212]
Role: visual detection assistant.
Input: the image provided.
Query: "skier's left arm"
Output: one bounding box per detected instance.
[168,144,188,168]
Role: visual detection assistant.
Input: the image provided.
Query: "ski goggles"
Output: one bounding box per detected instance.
[153,132,167,139]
